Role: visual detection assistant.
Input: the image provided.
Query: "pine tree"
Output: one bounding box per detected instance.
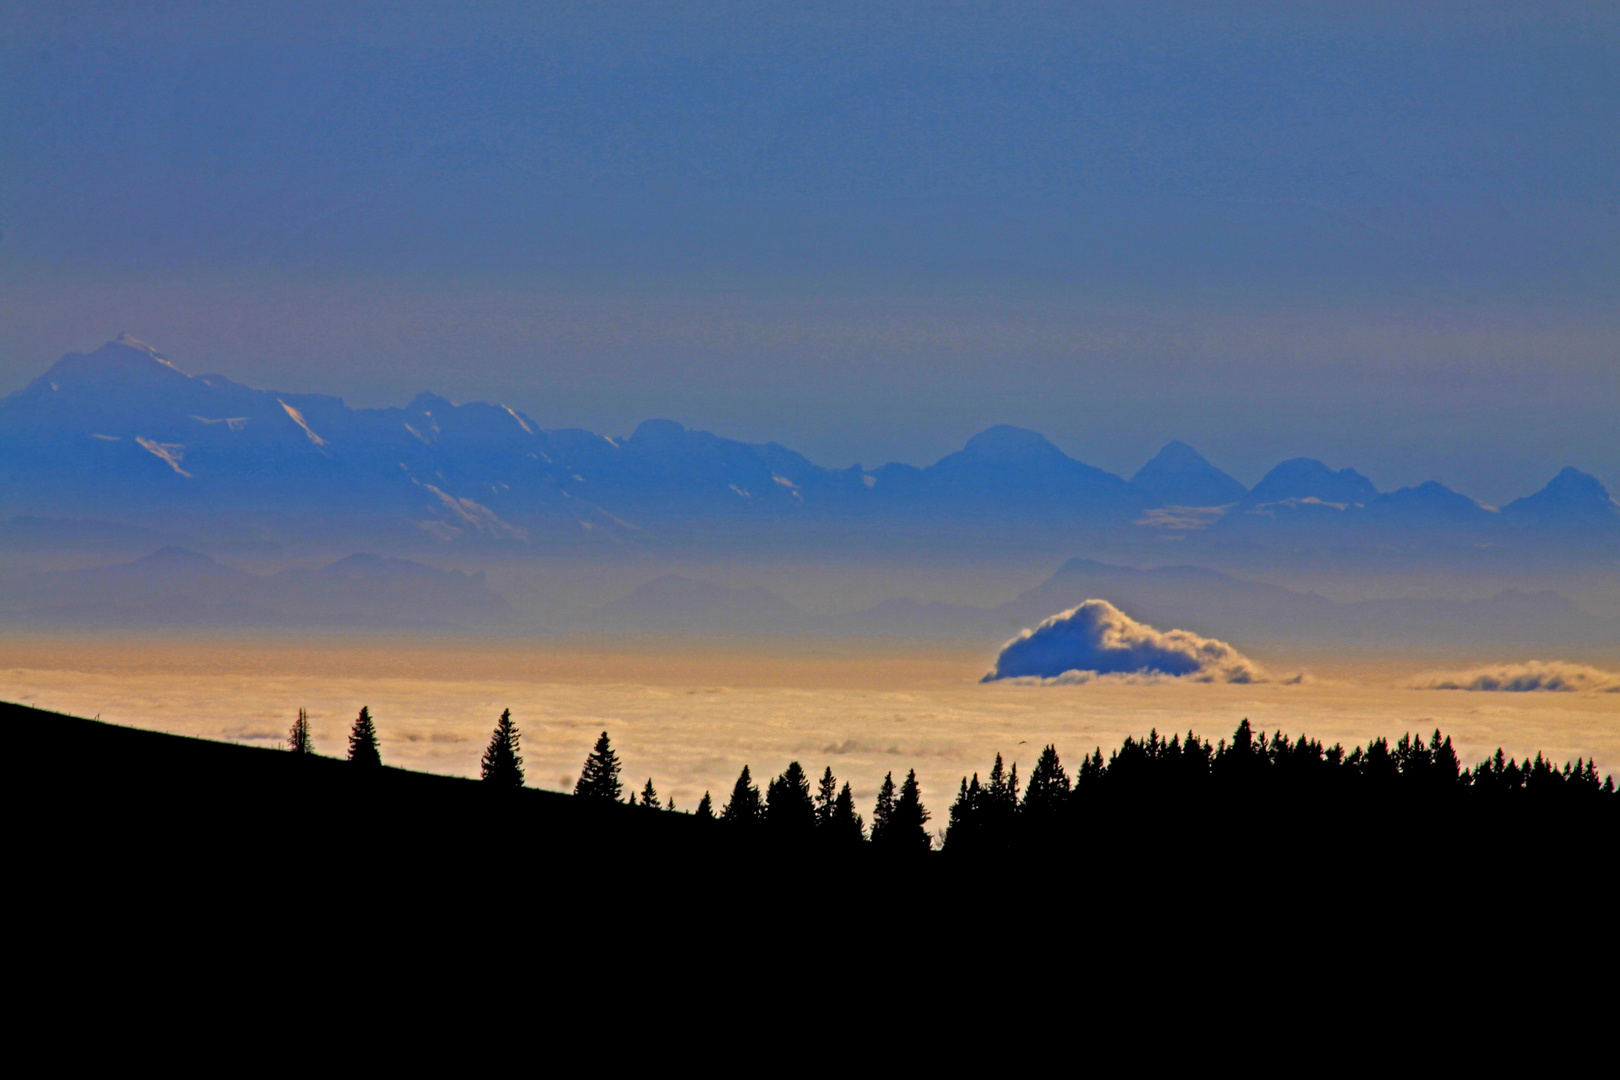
[765,760,816,837]
[830,782,865,844]
[695,791,715,820]
[574,731,623,801]
[480,708,525,787]
[945,773,980,851]
[288,708,314,755]
[982,753,1018,836]
[1023,744,1069,819]
[640,778,661,810]
[870,771,897,845]
[721,765,763,826]
[347,706,381,768]
[814,766,838,828]
[883,769,932,854]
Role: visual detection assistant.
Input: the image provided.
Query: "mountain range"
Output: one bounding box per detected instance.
[1,336,1616,561]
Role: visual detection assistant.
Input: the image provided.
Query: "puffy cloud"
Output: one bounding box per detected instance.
[1407,661,1620,693]
[982,600,1265,684]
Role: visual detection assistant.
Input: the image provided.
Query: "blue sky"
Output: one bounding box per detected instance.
[2,2,1615,502]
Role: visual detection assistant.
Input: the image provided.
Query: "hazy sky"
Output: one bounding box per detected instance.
[2,2,1616,503]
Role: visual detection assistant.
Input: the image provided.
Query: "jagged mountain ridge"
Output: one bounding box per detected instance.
[1,337,1615,556]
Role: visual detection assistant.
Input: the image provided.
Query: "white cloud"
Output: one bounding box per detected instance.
[983,599,1264,684]
[1407,660,1620,693]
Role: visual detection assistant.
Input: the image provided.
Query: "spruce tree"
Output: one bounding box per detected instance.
[640,778,661,810]
[830,782,866,844]
[480,708,525,788]
[945,773,981,851]
[721,765,763,826]
[870,771,897,845]
[347,706,381,768]
[814,766,838,828]
[695,791,715,820]
[982,753,1018,836]
[574,731,623,801]
[765,760,816,837]
[1023,744,1069,819]
[887,769,932,854]
[288,708,314,755]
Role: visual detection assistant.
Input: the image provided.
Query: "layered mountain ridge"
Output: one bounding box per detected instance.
[2,337,1615,559]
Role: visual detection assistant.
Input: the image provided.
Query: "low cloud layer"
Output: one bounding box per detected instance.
[983,600,1264,684]
[1407,661,1620,693]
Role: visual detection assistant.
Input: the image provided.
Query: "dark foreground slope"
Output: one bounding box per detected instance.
[14,703,1614,968]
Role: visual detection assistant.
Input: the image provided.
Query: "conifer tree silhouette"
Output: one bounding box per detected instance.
[945,773,981,850]
[1023,744,1069,819]
[288,708,314,755]
[814,766,838,828]
[695,791,714,820]
[574,731,623,801]
[887,769,932,853]
[721,765,763,826]
[981,754,1019,836]
[347,706,381,768]
[830,782,865,844]
[765,761,815,836]
[480,708,524,788]
[870,771,897,845]
[640,778,661,810]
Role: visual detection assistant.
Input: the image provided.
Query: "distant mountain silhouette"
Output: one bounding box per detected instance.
[1129,440,1247,507]
[1,337,1614,562]
[1241,458,1380,507]
[1503,466,1620,528]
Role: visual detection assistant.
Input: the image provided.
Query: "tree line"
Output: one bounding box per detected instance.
[289,709,1613,853]
[945,719,1615,852]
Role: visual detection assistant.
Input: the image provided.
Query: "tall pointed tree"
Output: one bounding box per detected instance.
[765,760,816,837]
[870,771,897,845]
[695,791,715,820]
[886,769,932,854]
[831,782,866,844]
[574,731,623,801]
[288,708,314,755]
[640,778,661,810]
[814,766,839,829]
[480,708,525,788]
[1022,744,1069,819]
[945,773,981,851]
[721,765,763,826]
[347,706,381,768]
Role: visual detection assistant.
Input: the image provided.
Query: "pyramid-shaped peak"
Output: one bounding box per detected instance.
[1543,466,1610,501]
[1131,440,1247,506]
[1144,440,1210,468]
[44,335,189,384]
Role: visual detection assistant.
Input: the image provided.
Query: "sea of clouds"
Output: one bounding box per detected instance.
[1407,660,1620,693]
[983,600,1265,684]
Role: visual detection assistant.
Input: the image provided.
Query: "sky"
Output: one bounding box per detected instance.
[2,2,1616,504]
